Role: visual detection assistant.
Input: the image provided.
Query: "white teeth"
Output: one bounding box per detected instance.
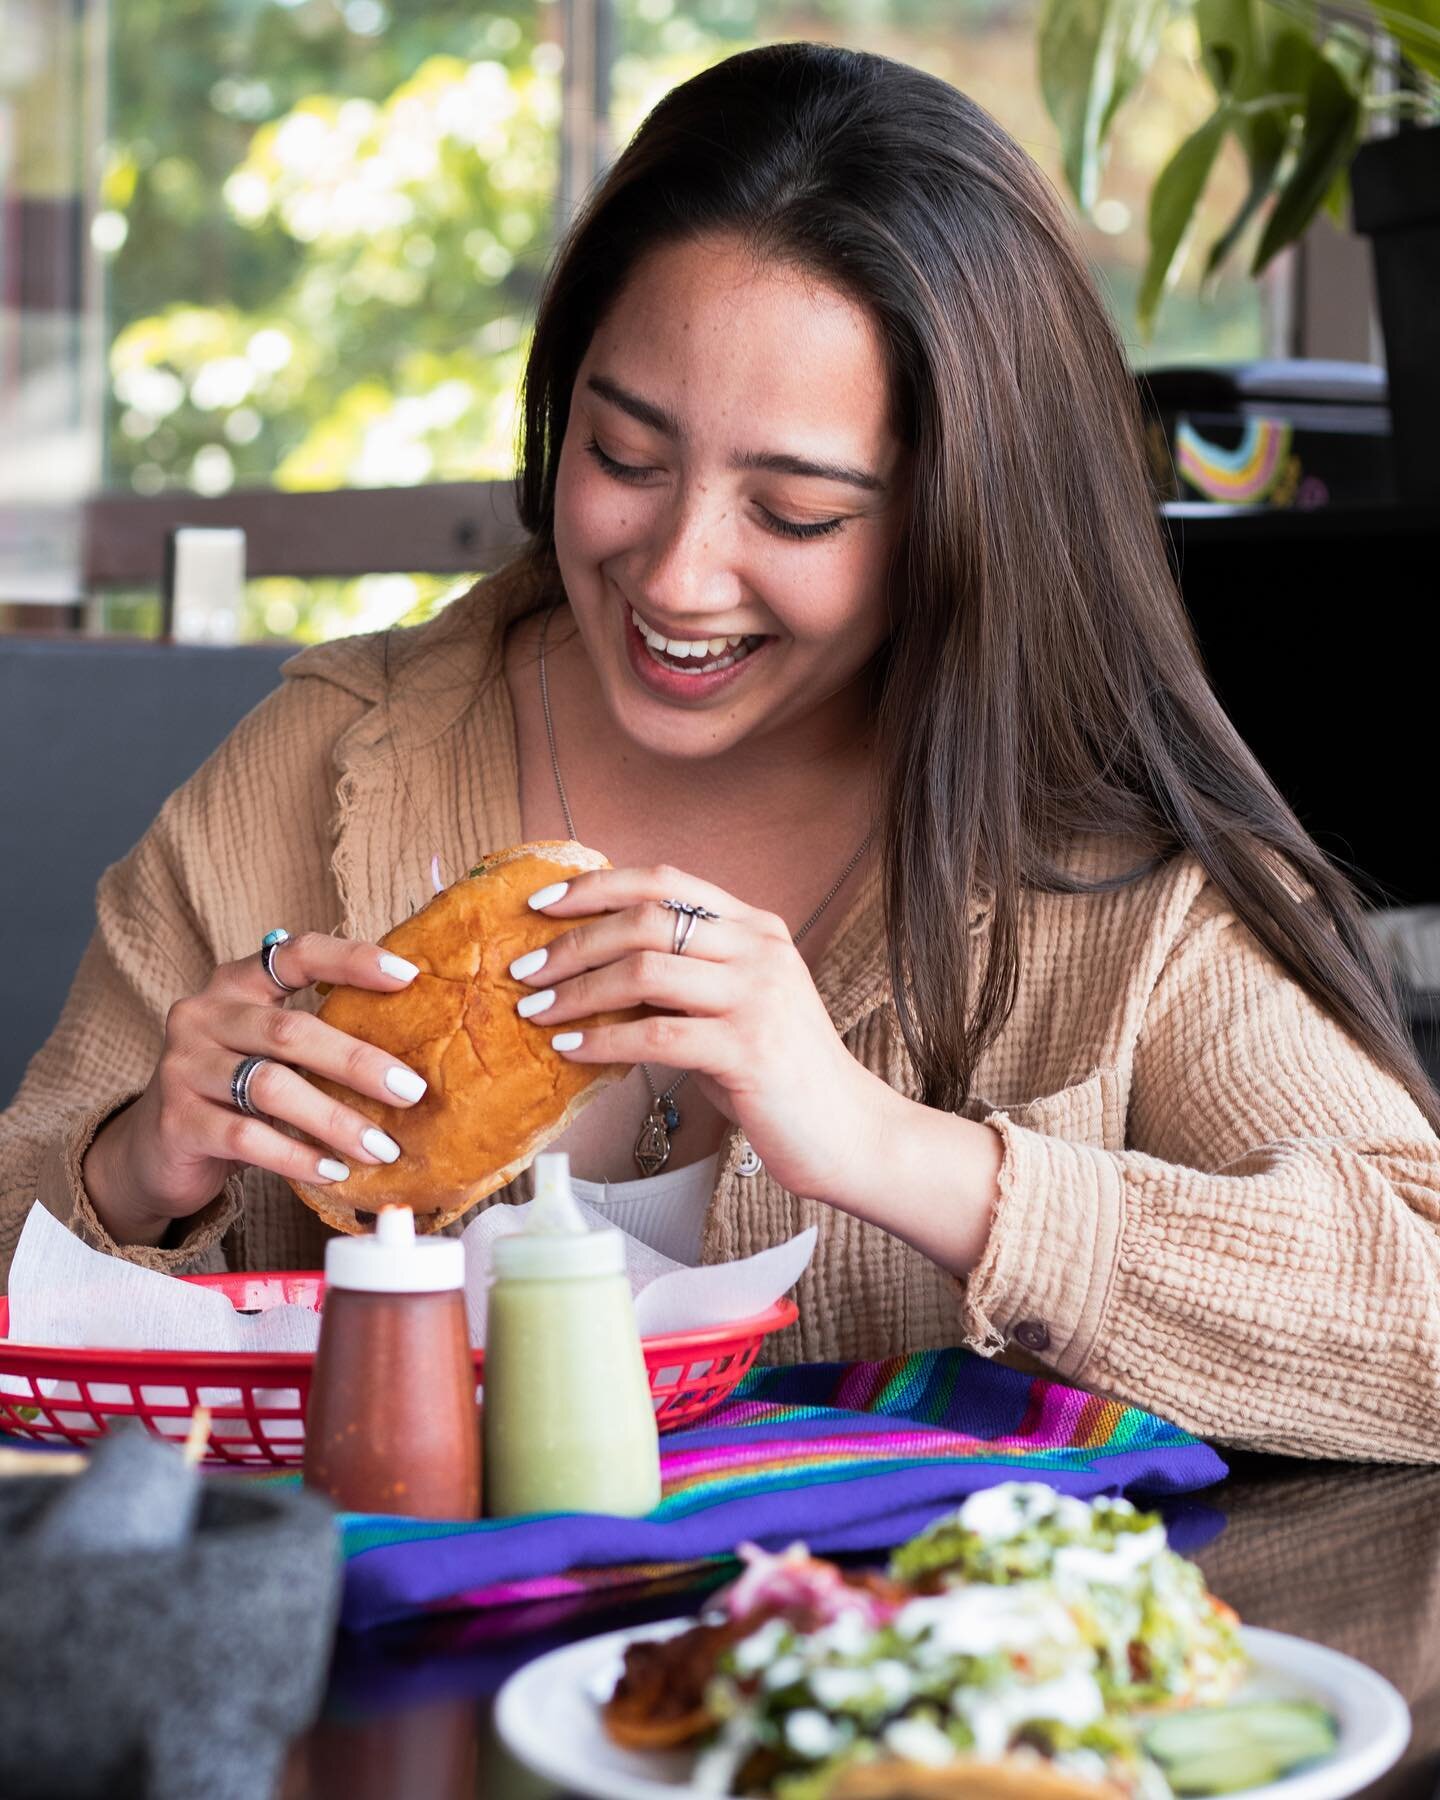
[646,642,750,675]
[631,607,755,661]
[633,617,758,676]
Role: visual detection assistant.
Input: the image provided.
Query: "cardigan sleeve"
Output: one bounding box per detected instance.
[962,883,1440,1461]
[0,673,369,1289]
[0,805,243,1285]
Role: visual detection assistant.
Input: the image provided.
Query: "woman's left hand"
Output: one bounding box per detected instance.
[512,863,892,1201]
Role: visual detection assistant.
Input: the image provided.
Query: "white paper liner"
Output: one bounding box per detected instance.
[2,1200,815,1448]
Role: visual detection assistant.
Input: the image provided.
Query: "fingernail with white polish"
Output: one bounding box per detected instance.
[385,1066,427,1103]
[552,1031,584,1052]
[316,1158,350,1182]
[527,881,569,911]
[517,988,556,1019]
[509,946,549,981]
[362,1128,401,1164]
[379,953,420,982]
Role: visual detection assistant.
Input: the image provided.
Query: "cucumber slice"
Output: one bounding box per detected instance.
[1159,1744,1298,1795]
[1145,1701,1337,1794]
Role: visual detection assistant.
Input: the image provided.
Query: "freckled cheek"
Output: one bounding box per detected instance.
[772,553,891,661]
[556,460,644,567]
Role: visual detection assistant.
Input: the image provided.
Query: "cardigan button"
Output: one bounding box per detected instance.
[736,1143,763,1177]
[1014,1319,1051,1353]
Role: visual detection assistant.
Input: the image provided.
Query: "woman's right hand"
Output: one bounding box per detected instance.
[81,933,427,1246]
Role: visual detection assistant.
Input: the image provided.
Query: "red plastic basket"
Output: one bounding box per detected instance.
[0,1273,797,1469]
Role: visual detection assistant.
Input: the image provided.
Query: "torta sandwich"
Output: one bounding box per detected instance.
[288,841,631,1234]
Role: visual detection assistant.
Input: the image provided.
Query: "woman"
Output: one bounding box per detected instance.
[2,43,1437,1459]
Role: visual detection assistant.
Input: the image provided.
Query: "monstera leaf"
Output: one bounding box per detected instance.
[1039,0,1171,211]
[1138,108,1231,332]
[1195,0,1289,283]
[1371,0,1440,76]
[1253,37,1368,270]
[1039,0,1435,334]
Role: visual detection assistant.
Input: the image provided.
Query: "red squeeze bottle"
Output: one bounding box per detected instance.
[303,1205,480,1519]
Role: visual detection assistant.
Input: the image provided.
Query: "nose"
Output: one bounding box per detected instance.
[630,483,740,622]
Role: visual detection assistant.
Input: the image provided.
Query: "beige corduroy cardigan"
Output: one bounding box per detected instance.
[3,568,1439,1461]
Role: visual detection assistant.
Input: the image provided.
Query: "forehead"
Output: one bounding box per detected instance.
[581,235,898,453]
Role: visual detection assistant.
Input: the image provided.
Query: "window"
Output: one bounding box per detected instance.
[4,0,1276,640]
[105,2,558,502]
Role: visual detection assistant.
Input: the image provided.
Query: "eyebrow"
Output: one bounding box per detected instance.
[586,374,888,494]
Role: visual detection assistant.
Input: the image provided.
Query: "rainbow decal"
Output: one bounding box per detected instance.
[1176,416,1294,504]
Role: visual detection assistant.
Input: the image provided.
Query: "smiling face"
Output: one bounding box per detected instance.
[552,234,909,763]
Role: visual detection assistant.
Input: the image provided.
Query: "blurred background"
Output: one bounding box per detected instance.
[0,0,1318,642]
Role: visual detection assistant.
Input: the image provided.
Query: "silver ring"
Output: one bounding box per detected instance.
[662,898,719,956]
[260,929,303,994]
[230,1055,271,1118]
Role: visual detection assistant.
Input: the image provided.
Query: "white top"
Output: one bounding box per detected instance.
[569,1152,720,1267]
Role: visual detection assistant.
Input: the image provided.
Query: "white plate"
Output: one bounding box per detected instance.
[495,1621,1410,1800]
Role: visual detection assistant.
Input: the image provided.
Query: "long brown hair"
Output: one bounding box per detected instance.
[502,40,1438,1131]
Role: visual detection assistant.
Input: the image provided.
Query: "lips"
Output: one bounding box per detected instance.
[619,596,774,699]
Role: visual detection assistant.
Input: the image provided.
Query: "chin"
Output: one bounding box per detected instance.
[607,687,763,762]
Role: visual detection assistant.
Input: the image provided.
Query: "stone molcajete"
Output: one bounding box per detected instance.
[0,1427,341,1800]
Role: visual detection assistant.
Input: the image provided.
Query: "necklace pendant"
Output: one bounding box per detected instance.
[634,1102,674,1178]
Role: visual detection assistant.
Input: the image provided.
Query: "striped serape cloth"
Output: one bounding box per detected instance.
[337,1348,1226,1631]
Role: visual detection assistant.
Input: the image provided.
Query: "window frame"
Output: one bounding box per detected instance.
[82,478,525,585]
[71,0,1372,608]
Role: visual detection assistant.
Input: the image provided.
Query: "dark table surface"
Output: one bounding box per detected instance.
[273,1452,1440,1800]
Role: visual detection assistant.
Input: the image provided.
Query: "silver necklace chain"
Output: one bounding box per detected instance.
[538,602,873,1173]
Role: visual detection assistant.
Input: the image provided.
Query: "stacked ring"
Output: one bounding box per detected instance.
[230,1055,270,1118]
[661,899,721,920]
[260,927,303,994]
[662,898,720,957]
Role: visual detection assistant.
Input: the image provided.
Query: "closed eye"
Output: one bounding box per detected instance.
[584,436,656,484]
[760,510,847,542]
[582,437,847,542]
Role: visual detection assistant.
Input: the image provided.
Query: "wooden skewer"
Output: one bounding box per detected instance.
[181,1405,212,1467]
[0,1447,87,1478]
[1,1404,214,1477]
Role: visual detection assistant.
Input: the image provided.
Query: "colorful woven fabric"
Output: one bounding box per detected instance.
[337,1349,1226,1631]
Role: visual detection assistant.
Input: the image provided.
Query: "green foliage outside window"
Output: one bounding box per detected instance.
[103,1,557,507]
[99,0,1262,643]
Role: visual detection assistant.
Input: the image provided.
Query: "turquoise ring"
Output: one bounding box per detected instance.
[260,927,302,993]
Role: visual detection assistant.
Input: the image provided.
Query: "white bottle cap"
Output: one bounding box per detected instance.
[492,1152,627,1281]
[324,1204,466,1293]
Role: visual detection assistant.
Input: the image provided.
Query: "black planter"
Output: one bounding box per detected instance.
[1352,123,1440,502]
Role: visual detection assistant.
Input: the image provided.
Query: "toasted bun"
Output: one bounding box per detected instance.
[288,841,632,1234]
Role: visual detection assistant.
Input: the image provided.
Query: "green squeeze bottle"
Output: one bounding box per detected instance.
[483,1152,662,1518]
